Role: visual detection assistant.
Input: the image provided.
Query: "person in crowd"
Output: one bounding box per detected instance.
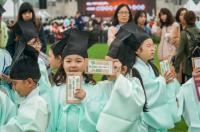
[48,36,69,85]
[6,2,47,57]
[0,45,49,132]
[134,10,151,35]
[118,22,180,131]
[107,3,133,46]
[50,21,63,41]
[174,11,200,82]
[75,11,84,31]
[174,7,188,83]
[158,8,180,61]
[175,8,187,31]
[97,23,149,132]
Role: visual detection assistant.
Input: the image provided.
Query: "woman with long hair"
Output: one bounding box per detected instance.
[134,10,151,35]
[175,8,187,31]
[158,8,180,61]
[174,8,187,83]
[6,2,47,57]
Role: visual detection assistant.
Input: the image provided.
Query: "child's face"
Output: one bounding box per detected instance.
[12,79,33,97]
[136,38,155,62]
[48,49,62,69]
[22,11,33,21]
[63,55,85,73]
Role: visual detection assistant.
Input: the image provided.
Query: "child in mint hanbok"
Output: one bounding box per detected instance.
[0,45,49,132]
[115,22,180,132]
[46,28,147,132]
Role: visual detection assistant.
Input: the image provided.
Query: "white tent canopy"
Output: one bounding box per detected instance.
[184,0,200,11]
[3,0,14,18]
[3,0,24,18]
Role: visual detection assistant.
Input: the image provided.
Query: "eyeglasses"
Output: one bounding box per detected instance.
[118,12,130,16]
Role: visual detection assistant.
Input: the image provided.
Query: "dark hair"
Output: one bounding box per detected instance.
[54,63,96,86]
[134,10,147,25]
[175,8,187,30]
[159,8,174,28]
[53,64,66,86]
[184,11,196,26]
[175,8,187,23]
[17,2,41,30]
[112,4,133,26]
[50,44,61,58]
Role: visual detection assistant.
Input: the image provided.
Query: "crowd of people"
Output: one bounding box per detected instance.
[0,1,200,132]
[40,12,111,44]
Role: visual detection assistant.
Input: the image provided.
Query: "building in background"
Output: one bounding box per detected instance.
[1,0,200,19]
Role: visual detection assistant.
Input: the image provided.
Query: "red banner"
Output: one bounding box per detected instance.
[78,0,156,17]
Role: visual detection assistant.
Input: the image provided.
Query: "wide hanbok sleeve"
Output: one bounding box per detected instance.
[0,91,16,125]
[38,58,51,95]
[177,78,200,132]
[0,96,49,132]
[96,74,145,132]
[166,79,181,123]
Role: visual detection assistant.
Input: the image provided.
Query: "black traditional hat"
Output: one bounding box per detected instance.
[10,45,40,80]
[62,28,97,59]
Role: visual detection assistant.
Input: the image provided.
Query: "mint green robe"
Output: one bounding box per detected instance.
[133,57,180,131]
[0,88,49,132]
[96,74,146,132]
[38,58,51,95]
[47,82,103,132]
[47,74,145,132]
[0,49,16,102]
[0,91,16,125]
[177,78,200,132]
[0,54,50,104]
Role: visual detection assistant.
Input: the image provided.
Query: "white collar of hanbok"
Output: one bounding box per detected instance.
[134,57,156,79]
[21,88,39,104]
[135,57,151,69]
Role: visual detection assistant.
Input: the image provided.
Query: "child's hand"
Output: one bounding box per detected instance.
[192,68,200,77]
[107,59,122,81]
[0,74,12,83]
[74,88,86,100]
[113,59,122,77]
[111,27,118,35]
[164,65,176,83]
[164,70,175,84]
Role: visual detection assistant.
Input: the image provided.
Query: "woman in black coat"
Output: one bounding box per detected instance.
[6,2,47,57]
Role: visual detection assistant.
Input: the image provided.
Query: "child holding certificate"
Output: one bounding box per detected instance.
[47,28,97,132]
[115,22,181,131]
[47,28,146,132]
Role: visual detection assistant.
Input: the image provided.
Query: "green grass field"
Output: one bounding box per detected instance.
[88,44,188,132]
